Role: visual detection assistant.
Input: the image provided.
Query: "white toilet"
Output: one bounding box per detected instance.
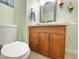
[0,24,30,59]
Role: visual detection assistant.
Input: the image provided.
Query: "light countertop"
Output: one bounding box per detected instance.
[29,22,67,27]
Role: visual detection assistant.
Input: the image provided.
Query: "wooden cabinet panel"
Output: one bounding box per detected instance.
[29,30,38,51]
[50,34,65,58]
[38,33,49,56]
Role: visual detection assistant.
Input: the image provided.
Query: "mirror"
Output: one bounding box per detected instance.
[40,0,57,23]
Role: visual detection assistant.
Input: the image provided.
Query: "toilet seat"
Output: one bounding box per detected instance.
[1,41,30,57]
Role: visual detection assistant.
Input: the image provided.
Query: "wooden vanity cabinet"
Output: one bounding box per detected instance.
[29,25,66,59]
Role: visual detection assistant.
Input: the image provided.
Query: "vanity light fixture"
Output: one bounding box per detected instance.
[67,1,74,13]
[58,0,64,8]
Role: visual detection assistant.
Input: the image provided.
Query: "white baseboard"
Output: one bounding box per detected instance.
[65,49,78,55]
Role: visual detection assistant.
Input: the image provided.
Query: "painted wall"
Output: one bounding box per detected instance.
[56,0,78,23]
[0,3,13,24]
[14,0,27,42]
[27,0,40,25]
[0,3,13,45]
[56,0,78,53]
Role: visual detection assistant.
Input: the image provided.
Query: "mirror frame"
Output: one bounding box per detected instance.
[40,0,57,23]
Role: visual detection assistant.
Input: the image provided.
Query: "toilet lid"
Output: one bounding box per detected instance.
[1,41,29,57]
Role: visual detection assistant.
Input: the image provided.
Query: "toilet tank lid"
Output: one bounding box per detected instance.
[0,24,17,28]
[1,41,30,57]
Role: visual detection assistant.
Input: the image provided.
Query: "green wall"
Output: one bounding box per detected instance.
[14,0,28,42]
[56,0,78,51]
[56,0,78,23]
[0,3,13,24]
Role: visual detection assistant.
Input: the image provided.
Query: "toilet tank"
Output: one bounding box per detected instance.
[0,24,17,45]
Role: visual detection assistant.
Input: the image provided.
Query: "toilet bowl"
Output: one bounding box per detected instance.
[0,24,30,59]
[1,41,30,59]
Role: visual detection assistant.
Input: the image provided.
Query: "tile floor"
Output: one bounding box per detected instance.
[0,51,77,59]
[28,51,77,59]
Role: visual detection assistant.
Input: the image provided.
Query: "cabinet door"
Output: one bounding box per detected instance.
[38,33,49,56]
[50,34,65,59]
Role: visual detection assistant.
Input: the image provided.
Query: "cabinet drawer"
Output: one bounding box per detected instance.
[49,26,65,34]
[32,26,65,34]
[29,38,38,47]
[30,41,38,45]
[30,45,38,51]
[51,29,65,34]
[29,41,38,51]
[29,33,38,39]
